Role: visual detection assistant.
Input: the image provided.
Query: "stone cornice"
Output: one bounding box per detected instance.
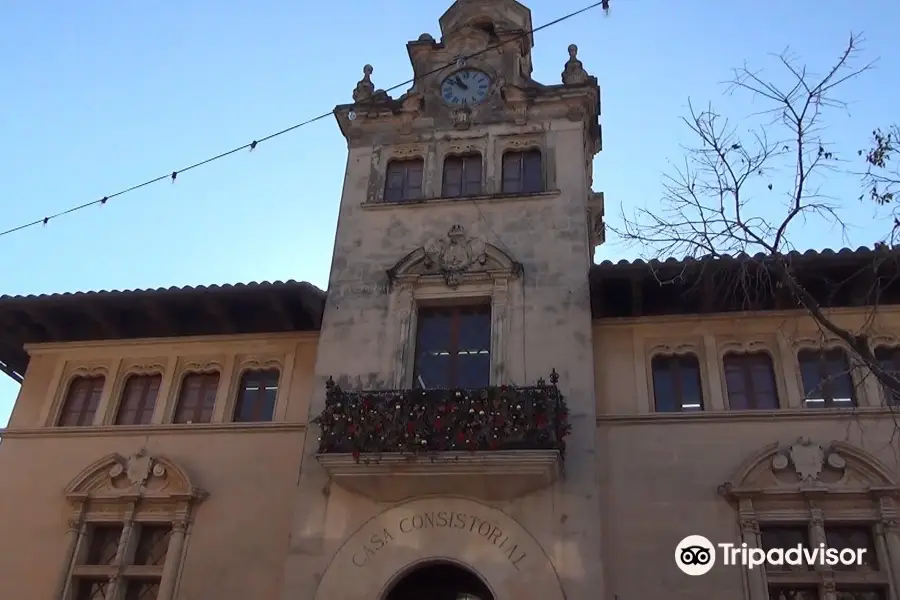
[596,406,900,425]
[0,421,307,439]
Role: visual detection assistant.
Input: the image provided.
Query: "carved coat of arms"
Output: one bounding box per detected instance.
[788,437,825,482]
[423,225,487,288]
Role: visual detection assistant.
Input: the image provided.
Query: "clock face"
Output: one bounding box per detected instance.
[440,69,491,106]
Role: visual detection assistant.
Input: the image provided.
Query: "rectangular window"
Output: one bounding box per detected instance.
[723,352,779,409]
[73,523,168,600]
[797,348,856,407]
[651,354,703,412]
[384,158,424,202]
[173,372,219,423]
[413,304,491,389]
[825,526,878,570]
[116,374,161,425]
[233,369,279,422]
[501,150,543,194]
[442,154,482,197]
[760,525,812,572]
[58,376,106,426]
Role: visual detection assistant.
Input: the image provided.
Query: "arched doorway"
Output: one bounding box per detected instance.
[384,562,495,600]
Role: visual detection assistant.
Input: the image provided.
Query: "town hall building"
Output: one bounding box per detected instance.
[1,1,899,599]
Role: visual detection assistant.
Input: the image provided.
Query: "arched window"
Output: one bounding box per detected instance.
[173,372,219,424]
[442,154,482,197]
[723,352,779,410]
[115,373,161,425]
[797,348,856,407]
[873,345,900,405]
[501,150,543,194]
[651,353,704,412]
[233,369,280,422]
[58,375,106,427]
[385,158,424,202]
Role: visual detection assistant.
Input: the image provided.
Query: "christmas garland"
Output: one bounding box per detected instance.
[312,370,571,462]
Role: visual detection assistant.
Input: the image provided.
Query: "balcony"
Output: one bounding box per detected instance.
[312,371,571,502]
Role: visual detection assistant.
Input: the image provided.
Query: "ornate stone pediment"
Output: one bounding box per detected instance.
[719,438,900,500]
[65,450,207,505]
[387,224,522,288]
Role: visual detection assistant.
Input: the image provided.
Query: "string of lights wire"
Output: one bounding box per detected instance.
[0,0,609,239]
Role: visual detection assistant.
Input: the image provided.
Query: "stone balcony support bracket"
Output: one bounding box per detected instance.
[316,449,562,502]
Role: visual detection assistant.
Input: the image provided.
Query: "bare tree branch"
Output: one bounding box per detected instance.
[611,34,900,400]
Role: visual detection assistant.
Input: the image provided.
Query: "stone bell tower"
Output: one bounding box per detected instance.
[280,1,608,599]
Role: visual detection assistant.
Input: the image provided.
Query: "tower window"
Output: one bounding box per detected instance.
[384,158,424,202]
[173,372,219,423]
[58,375,106,427]
[502,150,543,194]
[233,369,280,422]
[413,304,491,389]
[442,154,482,197]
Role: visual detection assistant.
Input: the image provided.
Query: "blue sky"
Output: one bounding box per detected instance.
[1,0,898,424]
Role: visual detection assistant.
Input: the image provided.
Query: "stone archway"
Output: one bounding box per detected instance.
[314,497,564,600]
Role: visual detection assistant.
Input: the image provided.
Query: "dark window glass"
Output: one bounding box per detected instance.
[723,352,779,409]
[413,305,491,389]
[58,376,105,426]
[85,525,123,565]
[501,150,543,194]
[651,354,703,412]
[173,372,219,423]
[442,154,482,197]
[768,587,819,600]
[384,159,424,202]
[116,374,161,425]
[760,525,812,572]
[233,369,279,422]
[797,349,856,407]
[825,526,878,570]
[133,525,172,566]
[873,346,900,405]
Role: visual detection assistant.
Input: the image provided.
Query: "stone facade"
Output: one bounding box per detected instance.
[1,1,900,600]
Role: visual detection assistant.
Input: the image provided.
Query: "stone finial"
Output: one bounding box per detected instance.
[352,65,375,102]
[561,44,589,85]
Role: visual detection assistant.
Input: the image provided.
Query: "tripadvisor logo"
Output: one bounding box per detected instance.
[675,535,867,576]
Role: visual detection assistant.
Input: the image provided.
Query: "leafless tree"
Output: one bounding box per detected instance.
[614,34,900,399]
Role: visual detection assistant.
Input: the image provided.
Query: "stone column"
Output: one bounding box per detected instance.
[881,519,900,594]
[775,331,803,408]
[739,516,768,600]
[703,335,726,410]
[105,502,136,600]
[157,517,188,600]
[821,577,837,600]
[55,509,85,600]
[873,523,900,600]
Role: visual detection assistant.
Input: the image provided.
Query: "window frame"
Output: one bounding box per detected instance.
[500,149,544,194]
[384,157,425,203]
[57,374,107,427]
[650,353,705,412]
[722,351,780,410]
[441,153,483,198]
[411,303,493,389]
[796,347,857,408]
[115,373,163,426]
[232,368,281,422]
[873,344,900,406]
[172,371,220,424]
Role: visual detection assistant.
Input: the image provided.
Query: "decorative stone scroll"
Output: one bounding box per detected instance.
[388,224,521,289]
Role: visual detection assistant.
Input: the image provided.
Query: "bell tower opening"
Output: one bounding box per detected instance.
[383,562,495,600]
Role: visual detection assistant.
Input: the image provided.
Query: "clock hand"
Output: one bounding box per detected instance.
[454,76,468,90]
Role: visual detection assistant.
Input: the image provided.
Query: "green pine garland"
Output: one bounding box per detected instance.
[312,371,571,462]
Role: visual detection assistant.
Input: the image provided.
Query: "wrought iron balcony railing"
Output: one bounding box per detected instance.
[312,370,571,461]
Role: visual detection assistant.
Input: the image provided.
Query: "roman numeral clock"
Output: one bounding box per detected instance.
[440,68,492,106]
